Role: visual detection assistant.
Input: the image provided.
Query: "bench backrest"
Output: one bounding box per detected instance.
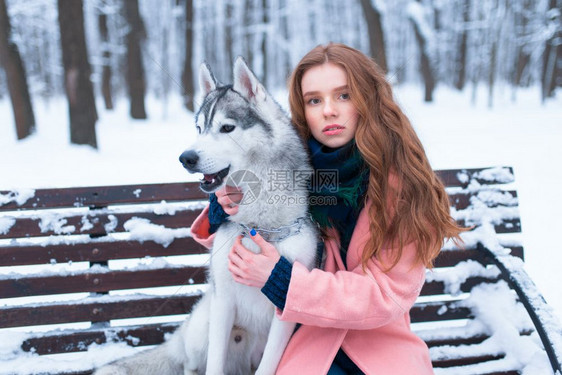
[0,183,208,357]
[0,167,532,374]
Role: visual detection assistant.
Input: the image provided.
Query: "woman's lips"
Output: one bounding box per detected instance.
[322,125,346,136]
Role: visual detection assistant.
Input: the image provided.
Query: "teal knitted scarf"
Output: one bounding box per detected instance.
[308,137,369,256]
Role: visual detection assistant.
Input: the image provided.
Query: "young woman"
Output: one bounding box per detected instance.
[191,43,464,374]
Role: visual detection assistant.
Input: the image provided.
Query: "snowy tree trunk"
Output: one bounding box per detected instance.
[124,0,147,119]
[0,0,35,140]
[268,0,290,87]
[359,0,387,72]
[182,0,195,111]
[486,0,507,108]
[454,0,469,90]
[261,0,268,85]
[408,1,435,102]
[243,0,254,68]
[513,0,531,87]
[159,1,170,119]
[32,1,58,100]
[279,0,291,82]
[98,12,113,110]
[488,39,497,108]
[542,0,561,101]
[57,0,98,148]
[514,46,531,87]
[225,0,234,69]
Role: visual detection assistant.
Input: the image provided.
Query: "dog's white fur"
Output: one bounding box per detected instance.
[94,58,317,375]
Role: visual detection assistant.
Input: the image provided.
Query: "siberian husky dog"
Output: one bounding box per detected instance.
[94,58,318,375]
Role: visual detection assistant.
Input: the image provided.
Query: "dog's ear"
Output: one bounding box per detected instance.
[199,62,217,95]
[233,56,266,103]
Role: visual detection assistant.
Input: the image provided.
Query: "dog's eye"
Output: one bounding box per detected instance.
[196,126,201,134]
[220,125,235,133]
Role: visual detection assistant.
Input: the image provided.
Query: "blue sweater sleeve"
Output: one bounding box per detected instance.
[261,256,293,310]
[208,193,229,234]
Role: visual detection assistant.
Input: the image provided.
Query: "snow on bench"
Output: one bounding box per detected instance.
[0,167,561,375]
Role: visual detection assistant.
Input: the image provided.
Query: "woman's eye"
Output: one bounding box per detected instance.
[307,98,320,105]
[220,124,236,133]
[339,93,350,100]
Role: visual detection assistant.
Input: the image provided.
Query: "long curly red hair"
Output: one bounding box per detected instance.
[288,43,464,270]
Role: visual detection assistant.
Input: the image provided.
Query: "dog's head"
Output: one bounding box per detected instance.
[179,57,282,194]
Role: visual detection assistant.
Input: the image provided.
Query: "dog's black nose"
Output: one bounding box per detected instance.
[179,150,199,169]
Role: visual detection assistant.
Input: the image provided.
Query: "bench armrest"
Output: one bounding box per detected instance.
[478,243,562,373]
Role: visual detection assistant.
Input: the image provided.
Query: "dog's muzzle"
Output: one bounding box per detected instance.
[179,151,230,192]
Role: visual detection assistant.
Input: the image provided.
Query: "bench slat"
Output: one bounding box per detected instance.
[0,287,481,328]
[410,301,472,323]
[0,294,200,328]
[433,246,524,268]
[0,182,206,211]
[1,213,517,240]
[1,235,521,269]
[432,354,505,368]
[424,332,489,348]
[0,168,513,211]
[21,324,518,375]
[0,266,207,298]
[423,329,532,349]
[0,209,200,239]
[21,322,179,355]
[0,237,208,267]
[1,205,520,240]
[454,218,521,234]
[435,167,514,188]
[447,190,518,211]
[420,276,501,296]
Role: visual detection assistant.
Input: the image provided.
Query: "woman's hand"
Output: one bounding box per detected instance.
[216,185,243,215]
[228,232,281,288]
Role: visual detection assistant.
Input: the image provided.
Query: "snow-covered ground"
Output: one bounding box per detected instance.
[1,84,561,372]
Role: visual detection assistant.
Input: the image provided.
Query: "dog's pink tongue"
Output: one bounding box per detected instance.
[203,174,214,182]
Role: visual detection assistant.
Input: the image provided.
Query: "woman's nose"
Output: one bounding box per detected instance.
[323,100,337,118]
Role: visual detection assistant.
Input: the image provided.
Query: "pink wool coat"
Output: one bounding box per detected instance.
[190,203,434,375]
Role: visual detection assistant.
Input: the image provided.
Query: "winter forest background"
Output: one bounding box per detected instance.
[0,0,560,147]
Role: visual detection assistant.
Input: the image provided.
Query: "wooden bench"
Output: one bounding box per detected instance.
[1,166,561,374]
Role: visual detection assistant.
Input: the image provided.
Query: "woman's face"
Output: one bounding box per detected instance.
[301,62,358,148]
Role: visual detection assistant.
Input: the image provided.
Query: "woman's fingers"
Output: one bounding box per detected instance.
[227,234,280,288]
[228,236,253,285]
[216,185,243,215]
